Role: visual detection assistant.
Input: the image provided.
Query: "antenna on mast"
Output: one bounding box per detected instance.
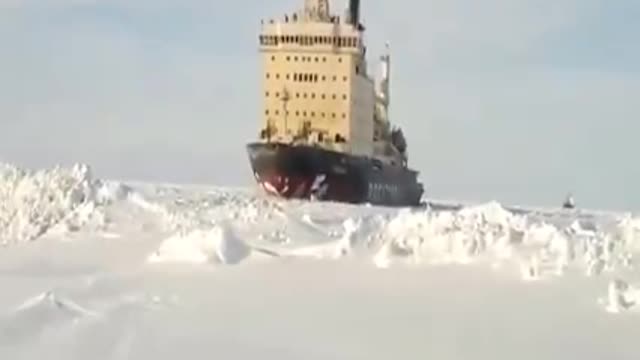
[303,0,330,21]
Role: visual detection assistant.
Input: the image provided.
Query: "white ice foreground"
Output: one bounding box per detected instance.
[0,163,639,359]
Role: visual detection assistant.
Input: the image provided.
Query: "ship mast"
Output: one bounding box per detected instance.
[375,43,391,124]
[379,43,391,109]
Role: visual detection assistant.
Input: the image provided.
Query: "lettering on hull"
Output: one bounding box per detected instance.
[367,182,400,203]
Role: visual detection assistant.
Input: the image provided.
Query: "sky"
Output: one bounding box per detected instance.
[1,0,639,211]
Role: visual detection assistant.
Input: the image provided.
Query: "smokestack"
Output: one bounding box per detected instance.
[348,0,360,27]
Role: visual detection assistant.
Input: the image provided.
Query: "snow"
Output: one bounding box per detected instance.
[147,225,253,265]
[0,163,130,244]
[1,162,639,359]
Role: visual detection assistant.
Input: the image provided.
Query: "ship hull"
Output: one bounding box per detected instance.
[246,142,424,207]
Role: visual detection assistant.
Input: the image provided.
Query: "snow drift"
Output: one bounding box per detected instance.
[0,163,130,245]
[147,225,253,265]
[370,201,639,279]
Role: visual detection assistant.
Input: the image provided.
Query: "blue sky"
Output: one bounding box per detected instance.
[1,0,639,211]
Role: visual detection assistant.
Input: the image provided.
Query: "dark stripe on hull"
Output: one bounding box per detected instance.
[246,142,424,207]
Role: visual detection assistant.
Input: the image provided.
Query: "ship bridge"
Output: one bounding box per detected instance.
[257,0,406,166]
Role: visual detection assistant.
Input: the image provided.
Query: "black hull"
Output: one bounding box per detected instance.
[246,141,424,207]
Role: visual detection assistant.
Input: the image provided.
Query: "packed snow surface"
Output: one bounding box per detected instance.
[1,163,639,359]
